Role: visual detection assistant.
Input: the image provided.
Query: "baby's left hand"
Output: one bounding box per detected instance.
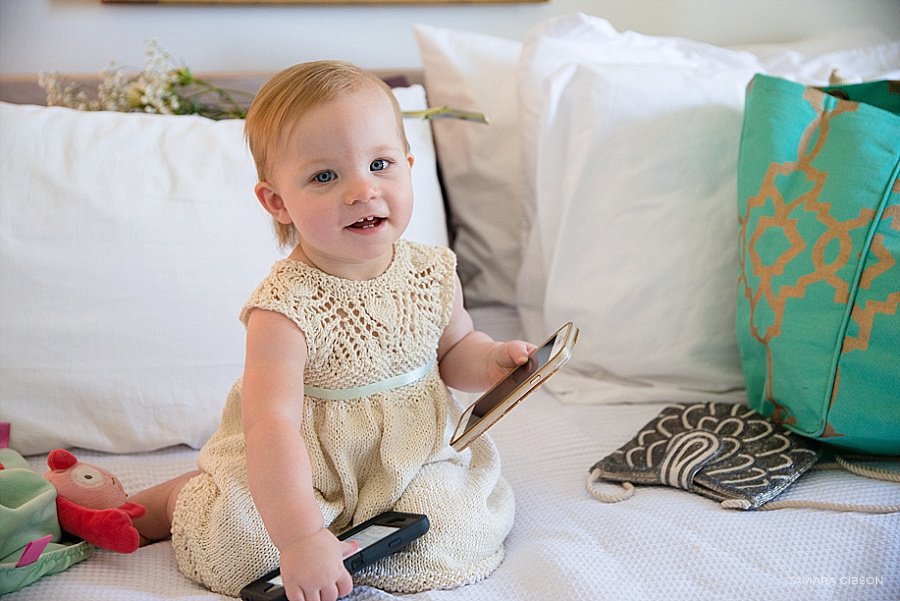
[488,340,537,386]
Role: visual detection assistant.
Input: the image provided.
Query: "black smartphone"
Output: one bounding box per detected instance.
[240,511,429,601]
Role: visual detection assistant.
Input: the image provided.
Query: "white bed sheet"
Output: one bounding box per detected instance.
[11,307,900,601]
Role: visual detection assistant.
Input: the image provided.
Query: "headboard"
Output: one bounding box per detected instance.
[0,69,425,106]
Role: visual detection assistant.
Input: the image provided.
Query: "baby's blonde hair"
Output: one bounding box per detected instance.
[244,61,409,248]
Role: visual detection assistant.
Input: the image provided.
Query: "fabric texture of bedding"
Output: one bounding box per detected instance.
[10,387,900,601]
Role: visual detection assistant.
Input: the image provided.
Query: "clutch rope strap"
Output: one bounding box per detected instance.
[586,456,900,513]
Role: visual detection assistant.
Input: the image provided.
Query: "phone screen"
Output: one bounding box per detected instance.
[344,524,399,551]
[263,524,401,586]
[459,336,557,433]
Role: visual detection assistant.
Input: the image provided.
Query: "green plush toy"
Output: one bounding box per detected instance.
[0,447,93,595]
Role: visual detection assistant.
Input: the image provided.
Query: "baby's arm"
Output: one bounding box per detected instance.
[242,309,357,601]
[437,275,536,392]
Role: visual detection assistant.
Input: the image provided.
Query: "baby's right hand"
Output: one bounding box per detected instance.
[278,527,358,601]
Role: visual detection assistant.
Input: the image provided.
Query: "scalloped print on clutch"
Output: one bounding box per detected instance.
[587,402,821,510]
[586,402,900,513]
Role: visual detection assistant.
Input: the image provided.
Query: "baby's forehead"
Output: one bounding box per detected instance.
[320,81,394,113]
[280,84,405,148]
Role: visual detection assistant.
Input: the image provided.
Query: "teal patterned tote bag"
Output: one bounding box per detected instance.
[737,74,900,455]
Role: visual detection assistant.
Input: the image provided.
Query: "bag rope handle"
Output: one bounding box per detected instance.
[829,454,900,483]
[585,468,634,503]
[722,498,900,513]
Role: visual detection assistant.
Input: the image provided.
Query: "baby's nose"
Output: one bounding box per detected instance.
[345,176,378,204]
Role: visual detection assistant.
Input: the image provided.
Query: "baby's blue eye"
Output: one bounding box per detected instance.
[314,171,336,183]
[370,159,389,172]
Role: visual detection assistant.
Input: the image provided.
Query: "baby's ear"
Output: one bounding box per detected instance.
[254,182,292,225]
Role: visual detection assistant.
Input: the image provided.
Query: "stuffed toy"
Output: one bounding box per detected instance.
[43,449,146,554]
[1,446,90,595]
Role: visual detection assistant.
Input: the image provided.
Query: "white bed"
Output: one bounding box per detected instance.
[10,333,900,601]
[2,13,899,601]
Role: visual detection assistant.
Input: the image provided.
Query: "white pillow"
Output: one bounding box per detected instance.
[414,24,523,309]
[516,14,900,404]
[0,84,447,455]
[732,27,897,81]
[393,86,449,249]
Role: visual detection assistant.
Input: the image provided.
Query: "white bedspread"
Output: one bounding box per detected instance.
[10,308,899,600]
[13,397,899,601]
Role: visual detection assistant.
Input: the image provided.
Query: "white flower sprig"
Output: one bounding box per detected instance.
[39,40,249,120]
[39,40,490,124]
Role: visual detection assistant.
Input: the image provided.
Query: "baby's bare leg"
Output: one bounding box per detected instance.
[131,470,201,544]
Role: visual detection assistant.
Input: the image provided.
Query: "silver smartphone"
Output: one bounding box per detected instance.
[450,322,578,452]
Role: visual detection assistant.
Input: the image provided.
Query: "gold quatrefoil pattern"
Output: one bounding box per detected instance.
[737,75,900,453]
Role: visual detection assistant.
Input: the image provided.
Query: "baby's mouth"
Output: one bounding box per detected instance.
[348,216,385,229]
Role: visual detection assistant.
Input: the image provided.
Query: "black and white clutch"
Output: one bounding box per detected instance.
[587,402,821,510]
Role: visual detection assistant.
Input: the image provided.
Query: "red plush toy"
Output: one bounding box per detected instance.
[43,449,146,553]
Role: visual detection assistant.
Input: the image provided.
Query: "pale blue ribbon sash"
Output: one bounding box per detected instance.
[303,359,436,401]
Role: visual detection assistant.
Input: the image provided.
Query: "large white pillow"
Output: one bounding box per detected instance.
[0,84,447,455]
[413,20,899,315]
[516,14,900,404]
[414,24,523,309]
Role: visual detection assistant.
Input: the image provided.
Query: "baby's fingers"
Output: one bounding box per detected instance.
[336,568,354,599]
[505,340,536,367]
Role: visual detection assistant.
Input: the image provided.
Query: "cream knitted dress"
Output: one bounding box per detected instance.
[171,239,515,596]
